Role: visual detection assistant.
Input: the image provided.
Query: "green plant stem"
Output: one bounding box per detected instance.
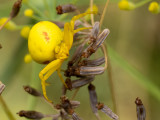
[30,15,45,21]
[135,0,151,8]
[105,45,117,113]
[0,96,16,120]
[24,2,47,19]
[107,45,160,102]
[43,0,51,18]
[51,0,57,19]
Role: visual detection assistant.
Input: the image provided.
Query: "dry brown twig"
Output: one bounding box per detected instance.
[0,0,22,31]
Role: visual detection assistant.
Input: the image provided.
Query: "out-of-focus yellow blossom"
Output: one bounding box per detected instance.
[24,9,34,17]
[20,26,31,39]
[118,0,135,10]
[24,54,32,63]
[148,2,159,14]
[84,5,98,21]
[0,17,17,30]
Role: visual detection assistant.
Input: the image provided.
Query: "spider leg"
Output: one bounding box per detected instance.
[63,23,92,50]
[71,11,97,29]
[57,68,68,88]
[63,22,73,50]
[74,27,92,33]
[39,59,62,102]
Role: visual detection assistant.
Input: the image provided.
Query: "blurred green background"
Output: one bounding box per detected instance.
[0,0,160,120]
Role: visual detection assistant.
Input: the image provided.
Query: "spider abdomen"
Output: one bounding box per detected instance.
[28,21,63,64]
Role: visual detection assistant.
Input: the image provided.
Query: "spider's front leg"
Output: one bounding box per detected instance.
[39,59,62,102]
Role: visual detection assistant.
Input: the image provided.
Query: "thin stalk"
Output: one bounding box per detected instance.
[100,0,110,29]
[24,2,48,19]
[51,0,57,18]
[30,15,45,21]
[105,45,117,113]
[15,25,32,30]
[135,0,151,8]
[90,0,94,25]
[0,17,11,31]
[71,88,80,100]
[101,44,108,70]
[43,0,51,18]
[0,96,16,120]
[108,45,160,102]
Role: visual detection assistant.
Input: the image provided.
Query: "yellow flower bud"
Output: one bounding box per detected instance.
[84,5,98,21]
[148,2,159,14]
[24,9,34,17]
[118,0,135,10]
[24,54,32,63]
[0,17,17,30]
[20,26,31,39]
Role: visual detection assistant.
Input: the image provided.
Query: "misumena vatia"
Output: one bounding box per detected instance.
[28,11,96,102]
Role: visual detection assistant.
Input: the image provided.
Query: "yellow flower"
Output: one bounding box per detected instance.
[118,0,135,10]
[24,9,34,17]
[0,17,17,30]
[84,5,98,21]
[20,26,31,39]
[148,2,159,14]
[24,54,32,63]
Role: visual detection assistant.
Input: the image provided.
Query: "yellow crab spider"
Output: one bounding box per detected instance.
[28,11,96,102]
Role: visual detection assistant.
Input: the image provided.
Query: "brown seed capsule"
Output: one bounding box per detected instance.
[135,97,146,120]
[17,110,44,119]
[70,101,80,109]
[10,0,22,18]
[71,77,94,89]
[82,29,110,58]
[78,57,105,67]
[0,81,5,95]
[96,102,119,120]
[23,86,42,97]
[75,66,105,76]
[56,4,77,14]
[72,112,81,120]
[90,22,100,42]
[68,39,89,67]
[88,84,98,114]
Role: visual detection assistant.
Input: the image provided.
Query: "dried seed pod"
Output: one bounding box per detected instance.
[56,4,77,14]
[0,81,5,95]
[17,110,44,119]
[10,0,22,18]
[23,86,42,97]
[60,109,71,120]
[71,77,94,89]
[88,84,98,113]
[70,101,80,109]
[79,57,105,67]
[68,39,89,67]
[75,66,105,76]
[135,97,146,120]
[90,22,100,42]
[82,29,110,58]
[88,84,100,119]
[72,113,82,120]
[96,103,119,120]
